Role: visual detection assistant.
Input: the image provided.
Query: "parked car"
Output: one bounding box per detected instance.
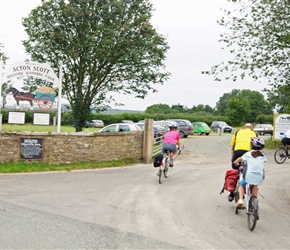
[72,121,89,128]
[122,120,134,124]
[87,119,104,128]
[97,123,142,132]
[154,120,170,133]
[253,124,273,135]
[192,122,210,136]
[210,121,232,133]
[136,123,165,142]
[168,119,193,138]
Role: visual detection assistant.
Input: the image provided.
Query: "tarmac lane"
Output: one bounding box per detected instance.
[0,133,290,249]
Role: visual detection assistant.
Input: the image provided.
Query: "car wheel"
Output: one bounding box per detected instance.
[180,131,186,138]
[198,132,202,136]
[260,131,264,135]
[205,133,209,136]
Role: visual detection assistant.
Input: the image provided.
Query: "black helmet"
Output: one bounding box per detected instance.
[251,137,265,150]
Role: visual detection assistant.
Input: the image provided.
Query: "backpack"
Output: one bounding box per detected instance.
[220,169,239,194]
[153,153,163,167]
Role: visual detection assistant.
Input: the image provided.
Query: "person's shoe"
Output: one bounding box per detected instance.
[156,170,161,176]
[236,199,244,209]
[169,159,174,167]
[228,193,234,202]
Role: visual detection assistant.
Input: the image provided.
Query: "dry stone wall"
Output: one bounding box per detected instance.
[0,131,143,165]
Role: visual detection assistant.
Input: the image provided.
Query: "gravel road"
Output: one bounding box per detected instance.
[0,133,290,249]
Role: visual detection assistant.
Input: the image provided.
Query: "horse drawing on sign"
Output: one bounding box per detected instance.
[6,87,35,110]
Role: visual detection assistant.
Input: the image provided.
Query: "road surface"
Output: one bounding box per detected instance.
[0,133,290,249]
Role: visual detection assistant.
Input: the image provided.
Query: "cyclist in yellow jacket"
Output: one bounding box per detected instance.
[228,123,256,202]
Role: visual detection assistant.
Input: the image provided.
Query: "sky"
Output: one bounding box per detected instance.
[0,0,269,111]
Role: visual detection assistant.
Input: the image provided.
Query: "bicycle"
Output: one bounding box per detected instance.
[274,145,290,164]
[235,163,259,231]
[157,145,184,184]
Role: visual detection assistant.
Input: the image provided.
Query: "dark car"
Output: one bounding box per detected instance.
[168,119,193,138]
[210,121,232,133]
[136,123,165,142]
[72,121,89,128]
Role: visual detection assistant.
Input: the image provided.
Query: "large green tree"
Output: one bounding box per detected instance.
[215,89,271,123]
[22,0,170,131]
[203,0,290,102]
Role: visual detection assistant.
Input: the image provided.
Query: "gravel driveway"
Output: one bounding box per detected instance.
[0,133,290,249]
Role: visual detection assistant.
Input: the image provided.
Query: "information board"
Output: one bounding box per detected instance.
[20,138,43,160]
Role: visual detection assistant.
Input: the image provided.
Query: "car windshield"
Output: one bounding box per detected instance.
[264,125,273,128]
[219,122,228,126]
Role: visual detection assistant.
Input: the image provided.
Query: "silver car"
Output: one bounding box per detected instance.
[88,120,104,128]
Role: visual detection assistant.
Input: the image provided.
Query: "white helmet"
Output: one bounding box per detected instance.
[167,121,178,129]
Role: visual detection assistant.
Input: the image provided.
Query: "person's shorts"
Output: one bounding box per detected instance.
[281,137,290,147]
[240,178,247,187]
[162,143,177,154]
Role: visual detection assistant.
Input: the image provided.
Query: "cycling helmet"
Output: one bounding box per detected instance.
[251,137,265,150]
[167,121,178,129]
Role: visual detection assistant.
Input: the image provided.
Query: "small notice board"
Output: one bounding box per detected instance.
[20,138,43,160]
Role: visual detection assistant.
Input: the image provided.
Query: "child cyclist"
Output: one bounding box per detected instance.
[233,137,267,209]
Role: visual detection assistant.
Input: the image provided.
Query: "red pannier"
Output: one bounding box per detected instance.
[220,169,239,194]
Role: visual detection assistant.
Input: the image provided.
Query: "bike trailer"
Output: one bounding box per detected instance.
[220,169,239,194]
[153,154,163,167]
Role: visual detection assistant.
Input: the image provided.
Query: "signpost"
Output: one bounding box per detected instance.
[0,61,62,132]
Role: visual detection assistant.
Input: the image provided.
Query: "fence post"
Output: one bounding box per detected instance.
[143,118,154,164]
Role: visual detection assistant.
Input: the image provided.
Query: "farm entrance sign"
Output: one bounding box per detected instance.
[1,61,59,86]
[0,61,63,133]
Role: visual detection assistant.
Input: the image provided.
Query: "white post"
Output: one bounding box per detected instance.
[57,64,63,133]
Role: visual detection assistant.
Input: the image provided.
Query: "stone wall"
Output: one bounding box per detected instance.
[0,131,143,165]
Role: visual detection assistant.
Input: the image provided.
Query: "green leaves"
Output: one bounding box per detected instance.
[206,0,290,88]
[22,0,170,131]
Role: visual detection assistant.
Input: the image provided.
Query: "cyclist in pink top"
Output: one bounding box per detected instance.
[162,121,181,167]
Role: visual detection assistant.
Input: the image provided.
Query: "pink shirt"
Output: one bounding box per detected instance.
[163,130,180,144]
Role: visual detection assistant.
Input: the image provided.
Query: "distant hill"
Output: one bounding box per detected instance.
[102,109,144,114]
[61,104,144,114]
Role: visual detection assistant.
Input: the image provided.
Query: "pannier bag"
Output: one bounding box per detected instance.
[153,154,163,167]
[220,169,239,194]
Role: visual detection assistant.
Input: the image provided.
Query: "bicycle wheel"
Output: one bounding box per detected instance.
[164,159,172,178]
[274,147,287,164]
[247,196,258,231]
[159,159,166,184]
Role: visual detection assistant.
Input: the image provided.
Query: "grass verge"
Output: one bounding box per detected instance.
[0,158,140,174]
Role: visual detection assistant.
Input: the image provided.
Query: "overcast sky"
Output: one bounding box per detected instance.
[0,0,269,111]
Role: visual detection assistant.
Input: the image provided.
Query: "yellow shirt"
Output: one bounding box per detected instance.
[231,128,257,151]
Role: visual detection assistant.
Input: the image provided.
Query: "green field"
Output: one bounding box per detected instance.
[1,123,97,133]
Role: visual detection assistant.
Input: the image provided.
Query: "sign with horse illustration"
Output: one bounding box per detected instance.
[0,61,63,132]
[6,86,56,110]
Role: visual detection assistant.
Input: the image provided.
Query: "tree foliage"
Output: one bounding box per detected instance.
[215,89,272,122]
[225,96,250,125]
[202,0,290,89]
[22,0,170,131]
[145,103,172,114]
